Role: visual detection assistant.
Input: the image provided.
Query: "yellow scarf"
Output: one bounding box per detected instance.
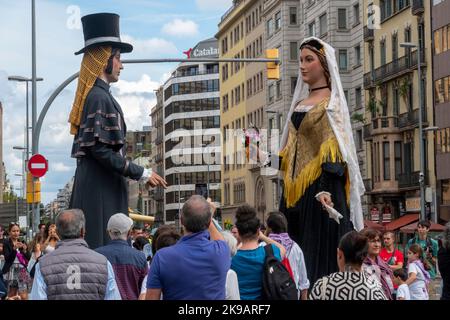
[69,46,112,135]
[279,97,350,208]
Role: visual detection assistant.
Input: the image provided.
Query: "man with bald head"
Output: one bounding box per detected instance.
[30,209,121,300]
[146,195,230,300]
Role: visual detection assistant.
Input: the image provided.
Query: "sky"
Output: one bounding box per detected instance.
[0,0,233,205]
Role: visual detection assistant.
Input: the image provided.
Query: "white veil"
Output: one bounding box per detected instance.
[280,36,365,231]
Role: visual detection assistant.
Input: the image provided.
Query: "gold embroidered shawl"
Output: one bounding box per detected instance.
[279,97,350,208]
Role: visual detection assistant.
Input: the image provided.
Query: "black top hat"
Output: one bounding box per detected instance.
[75,13,133,55]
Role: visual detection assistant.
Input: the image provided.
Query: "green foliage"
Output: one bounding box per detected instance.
[351,113,365,124]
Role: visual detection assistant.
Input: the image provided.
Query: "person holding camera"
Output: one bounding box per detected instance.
[407,220,439,280]
[2,223,31,300]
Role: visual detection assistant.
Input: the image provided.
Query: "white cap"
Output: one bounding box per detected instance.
[107,213,133,235]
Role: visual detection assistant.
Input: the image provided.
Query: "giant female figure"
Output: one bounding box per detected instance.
[275,37,365,285]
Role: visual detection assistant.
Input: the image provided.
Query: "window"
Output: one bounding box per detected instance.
[275,11,281,30]
[354,45,361,66]
[289,42,298,60]
[291,77,298,95]
[394,141,402,180]
[353,3,360,26]
[319,13,327,36]
[392,33,398,60]
[267,18,274,37]
[393,87,399,116]
[339,50,348,71]
[268,83,275,103]
[383,142,390,180]
[356,129,363,150]
[276,80,282,99]
[289,7,297,25]
[344,89,349,103]
[338,8,347,29]
[355,87,362,108]
[309,22,316,37]
[380,40,386,65]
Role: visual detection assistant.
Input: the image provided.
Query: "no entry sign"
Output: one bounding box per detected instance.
[28,154,48,178]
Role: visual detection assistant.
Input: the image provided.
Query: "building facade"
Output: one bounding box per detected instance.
[363,0,436,222]
[161,38,221,225]
[125,127,152,160]
[432,0,450,222]
[150,87,165,225]
[218,0,277,224]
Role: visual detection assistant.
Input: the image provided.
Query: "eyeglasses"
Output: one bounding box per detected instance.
[368,239,381,243]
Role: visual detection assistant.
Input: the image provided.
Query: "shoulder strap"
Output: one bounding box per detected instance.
[264,244,275,258]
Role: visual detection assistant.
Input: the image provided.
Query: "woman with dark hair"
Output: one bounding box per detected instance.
[2,223,31,299]
[361,228,394,300]
[260,37,364,286]
[438,222,450,300]
[231,204,286,300]
[310,231,387,300]
[42,223,59,254]
[266,213,309,300]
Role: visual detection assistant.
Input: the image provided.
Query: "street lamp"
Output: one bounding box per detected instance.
[8,74,44,235]
[400,42,425,221]
[266,110,282,208]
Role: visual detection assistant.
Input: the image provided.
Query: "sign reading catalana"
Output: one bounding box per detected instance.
[191,47,218,58]
[188,38,218,59]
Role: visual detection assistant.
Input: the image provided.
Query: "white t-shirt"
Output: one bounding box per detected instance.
[408,262,429,300]
[226,269,240,300]
[396,283,411,300]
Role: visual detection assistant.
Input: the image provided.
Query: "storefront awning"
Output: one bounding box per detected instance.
[400,221,446,234]
[384,214,419,231]
[363,220,385,231]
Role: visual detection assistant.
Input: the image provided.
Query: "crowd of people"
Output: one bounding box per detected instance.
[0,196,449,301]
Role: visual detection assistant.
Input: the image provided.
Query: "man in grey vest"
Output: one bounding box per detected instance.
[30,209,121,300]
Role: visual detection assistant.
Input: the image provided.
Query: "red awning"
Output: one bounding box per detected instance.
[384,214,419,231]
[363,220,385,231]
[400,221,446,234]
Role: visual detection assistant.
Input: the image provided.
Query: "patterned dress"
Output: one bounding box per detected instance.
[309,271,387,300]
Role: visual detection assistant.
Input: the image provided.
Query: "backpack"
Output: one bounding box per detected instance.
[261,244,298,300]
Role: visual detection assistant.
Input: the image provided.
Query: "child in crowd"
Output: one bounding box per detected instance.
[405,244,431,300]
[393,268,411,300]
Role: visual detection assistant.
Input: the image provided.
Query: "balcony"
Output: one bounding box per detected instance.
[363,116,399,140]
[398,171,429,189]
[412,0,424,15]
[155,154,163,163]
[363,50,426,89]
[364,178,373,192]
[398,109,428,129]
[364,26,374,42]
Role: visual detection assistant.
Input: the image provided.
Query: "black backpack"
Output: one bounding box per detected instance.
[261,244,298,300]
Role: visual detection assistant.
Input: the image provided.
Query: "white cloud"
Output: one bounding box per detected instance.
[52,162,72,172]
[162,19,199,37]
[121,34,178,58]
[113,95,156,131]
[196,0,233,11]
[115,74,160,95]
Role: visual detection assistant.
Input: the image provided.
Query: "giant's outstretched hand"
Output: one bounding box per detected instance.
[146,172,168,189]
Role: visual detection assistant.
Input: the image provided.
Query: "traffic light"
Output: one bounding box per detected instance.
[26,172,41,203]
[266,49,280,80]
